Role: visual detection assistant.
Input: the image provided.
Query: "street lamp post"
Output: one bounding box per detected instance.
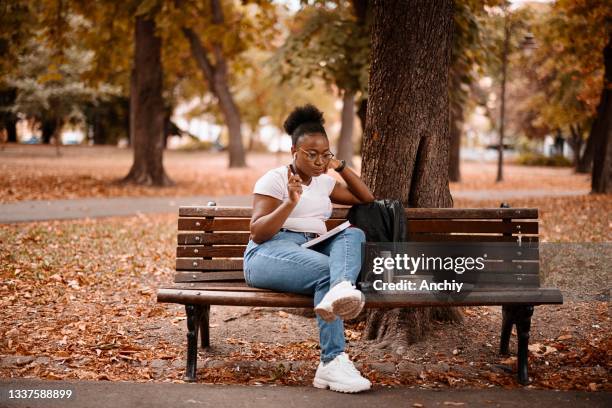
[497,16,510,182]
[496,9,537,182]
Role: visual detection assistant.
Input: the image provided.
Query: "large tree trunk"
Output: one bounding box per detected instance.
[360,0,461,354]
[0,88,17,143]
[92,110,107,145]
[356,98,367,155]
[181,0,246,168]
[4,117,17,143]
[127,68,136,148]
[568,124,584,169]
[591,33,612,193]
[577,121,596,173]
[53,117,63,157]
[41,118,56,144]
[122,14,173,186]
[336,89,356,167]
[448,99,463,182]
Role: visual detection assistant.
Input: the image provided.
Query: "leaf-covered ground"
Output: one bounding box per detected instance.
[1,195,609,391]
[0,145,591,203]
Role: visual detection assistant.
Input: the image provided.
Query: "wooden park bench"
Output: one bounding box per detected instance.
[157,203,563,384]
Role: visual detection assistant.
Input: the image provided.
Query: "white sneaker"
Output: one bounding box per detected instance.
[314,281,365,322]
[313,352,371,393]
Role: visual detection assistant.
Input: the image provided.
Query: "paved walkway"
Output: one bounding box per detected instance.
[0,189,589,223]
[0,379,609,408]
[0,195,251,223]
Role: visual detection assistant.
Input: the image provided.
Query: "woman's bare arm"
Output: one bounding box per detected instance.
[249,166,303,244]
[249,194,297,244]
[329,162,375,205]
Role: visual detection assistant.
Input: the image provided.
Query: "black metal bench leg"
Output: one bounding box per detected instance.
[184,304,200,382]
[499,305,535,384]
[199,305,210,348]
[499,305,515,355]
[516,305,534,385]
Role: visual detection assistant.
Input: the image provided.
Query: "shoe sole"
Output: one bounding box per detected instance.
[313,305,336,323]
[331,292,365,320]
[313,378,371,393]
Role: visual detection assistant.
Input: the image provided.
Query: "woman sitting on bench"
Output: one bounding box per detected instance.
[243,104,375,393]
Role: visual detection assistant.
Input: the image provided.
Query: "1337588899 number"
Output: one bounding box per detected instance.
[7,389,73,399]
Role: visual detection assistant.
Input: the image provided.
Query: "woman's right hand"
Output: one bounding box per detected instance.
[287,165,303,204]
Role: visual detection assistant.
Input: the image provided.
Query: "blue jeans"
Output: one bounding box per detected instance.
[243,227,366,363]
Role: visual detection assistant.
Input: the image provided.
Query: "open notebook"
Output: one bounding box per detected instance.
[301,221,352,249]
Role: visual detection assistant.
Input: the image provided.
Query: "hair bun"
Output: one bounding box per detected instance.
[283,104,325,135]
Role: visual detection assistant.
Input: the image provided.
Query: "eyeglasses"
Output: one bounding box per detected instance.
[299,148,335,163]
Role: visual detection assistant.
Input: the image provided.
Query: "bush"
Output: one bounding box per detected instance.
[516,152,572,167]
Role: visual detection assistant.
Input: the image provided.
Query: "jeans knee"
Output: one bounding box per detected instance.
[345,226,366,242]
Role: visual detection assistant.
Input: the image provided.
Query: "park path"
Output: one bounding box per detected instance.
[0,189,589,223]
[0,378,609,408]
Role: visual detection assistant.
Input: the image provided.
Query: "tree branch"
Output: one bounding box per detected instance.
[181,27,216,89]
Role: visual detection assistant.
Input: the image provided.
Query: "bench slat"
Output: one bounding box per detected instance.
[407,234,538,243]
[178,218,538,234]
[175,270,539,285]
[389,273,540,285]
[406,220,538,234]
[174,271,244,283]
[177,246,246,257]
[173,282,274,292]
[175,259,539,274]
[178,244,539,260]
[176,258,243,270]
[177,232,537,245]
[178,218,249,231]
[179,206,539,220]
[157,287,562,307]
[178,232,250,245]
[171,282,545,293]
[178,218,347,231]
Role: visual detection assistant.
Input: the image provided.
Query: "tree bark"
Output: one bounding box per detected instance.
[568,124,583,169]
[356,98,367,155]
[92,110,107,145]
[448,99,462,182]
[122,14,173,186]
[41,118,57,144]
[577,121,596,173]
[53,117,63,157]
[4,117,17,143]
[360,0,461,353]
[181,0,246,168]
[497,16,510,183]
[336,89,356,167]
[591,33,612,193]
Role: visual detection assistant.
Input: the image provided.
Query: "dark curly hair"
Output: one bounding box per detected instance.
[283,104,327,146]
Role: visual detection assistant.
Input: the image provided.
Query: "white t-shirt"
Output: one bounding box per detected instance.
[253,166,337,235]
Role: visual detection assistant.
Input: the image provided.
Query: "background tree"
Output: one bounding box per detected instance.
[165,0,279,167]
[122,4,172,186]
[522,0,610,190]
[479,4,534,182]
[360,0,461,351]
[6,25,116,154]
[232,48,337,152]
[271,3,370,167]
[448,0,502,181]
[516,1,608,173]
[590,32,611,193]
[0,1,34,143]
